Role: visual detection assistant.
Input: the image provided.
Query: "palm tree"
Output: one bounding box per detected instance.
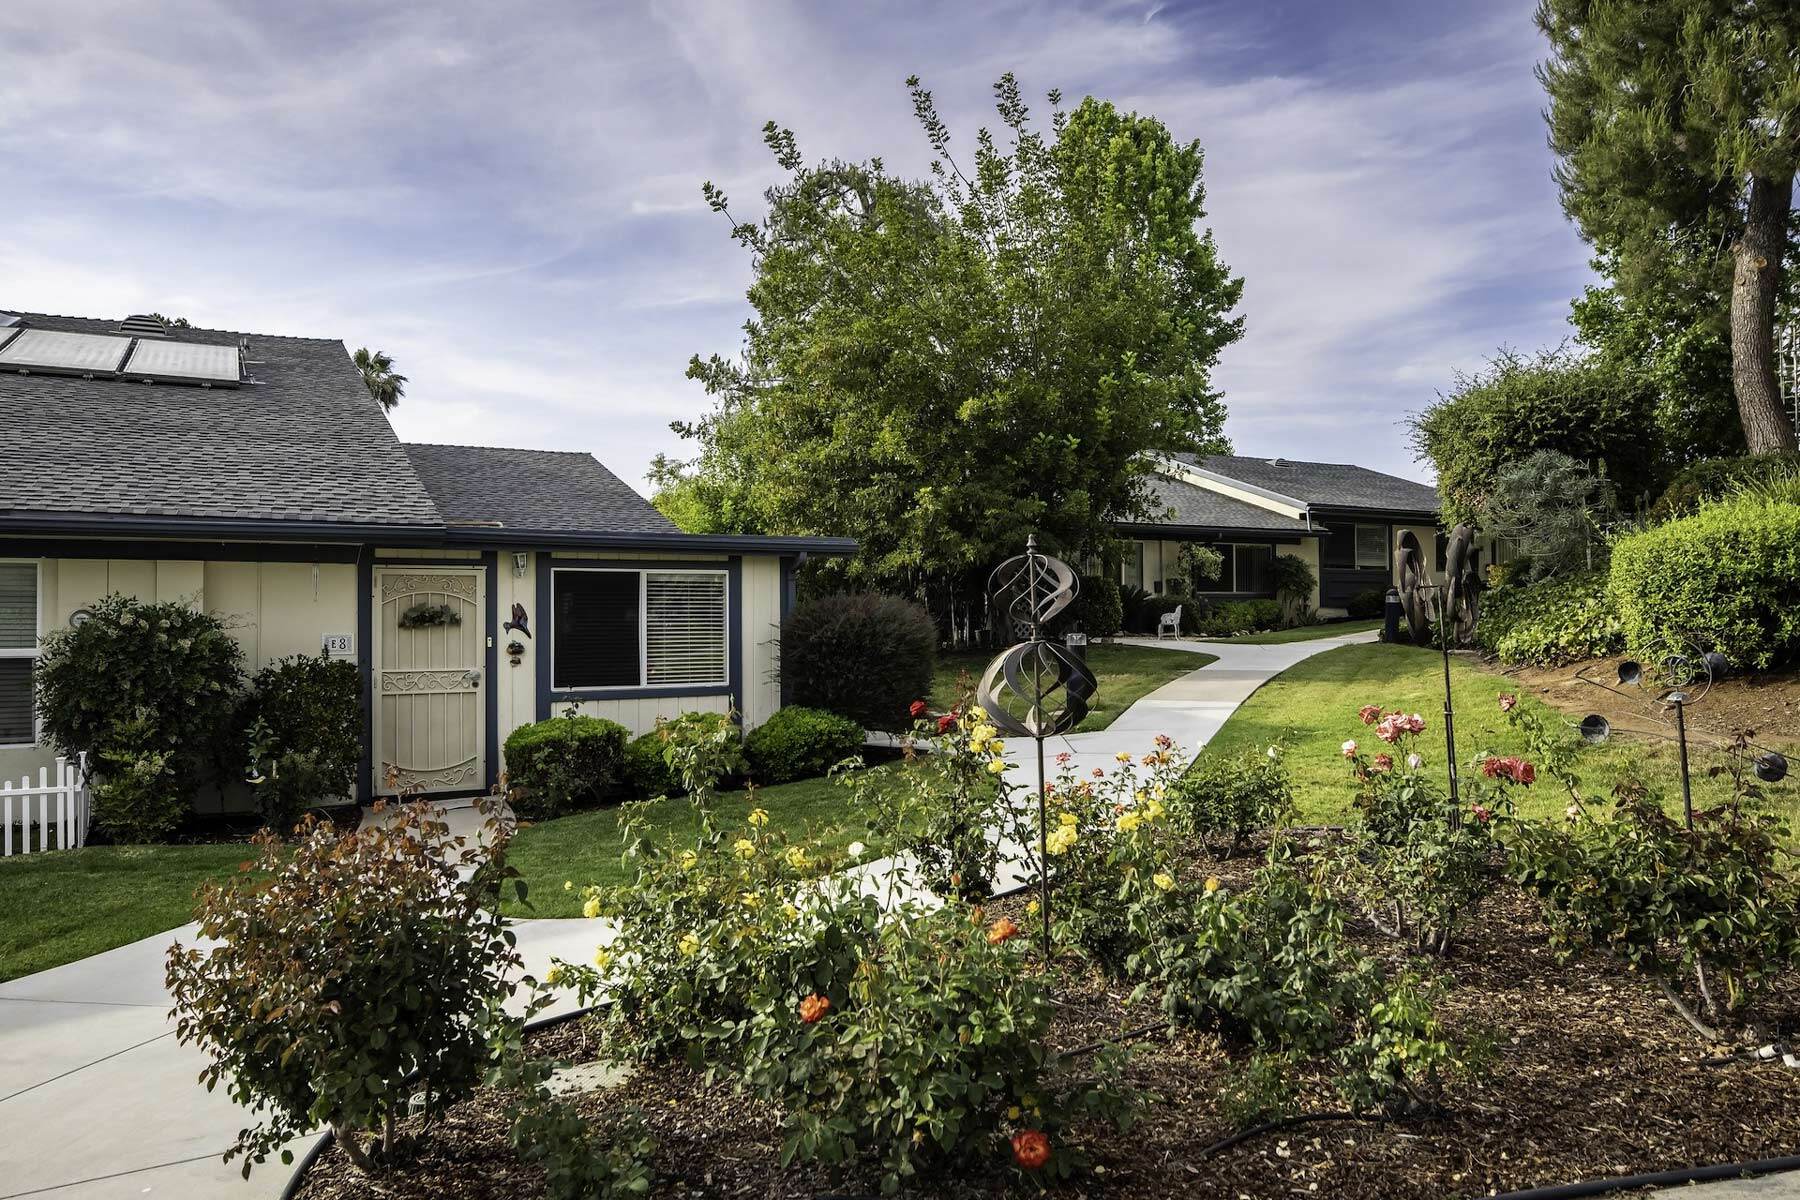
[352,347,407,412]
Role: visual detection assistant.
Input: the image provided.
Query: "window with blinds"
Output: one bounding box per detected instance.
[1355,524,1389,569]
[645,572,727,685]
[551,568,727,690]
[0,563,37,745]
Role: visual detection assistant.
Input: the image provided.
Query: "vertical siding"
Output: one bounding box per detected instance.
[740,555,782,730]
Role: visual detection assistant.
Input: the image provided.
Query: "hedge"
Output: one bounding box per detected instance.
[503,714,629,820]
[1607,496,1800,670]
[744,706,864,784]
[1648,452,1800,523]
[780,593,936,732]
[1476,572,1623,667]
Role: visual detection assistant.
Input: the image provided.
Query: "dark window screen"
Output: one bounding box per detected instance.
[0,659,31,744]
[1234,545,1274,594]
[553,571,641,689]
[1320,523,1357,568]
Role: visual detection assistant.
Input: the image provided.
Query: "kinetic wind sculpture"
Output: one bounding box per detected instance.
[1395,524,1482,811]
[976,535,1098,957]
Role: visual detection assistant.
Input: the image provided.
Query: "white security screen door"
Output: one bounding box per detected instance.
[373,567,486,796]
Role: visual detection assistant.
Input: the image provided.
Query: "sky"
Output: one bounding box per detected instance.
[0,0,1595,493]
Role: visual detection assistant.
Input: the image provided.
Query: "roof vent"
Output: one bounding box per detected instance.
[117,314,169,337]
[1269,457,1287,467]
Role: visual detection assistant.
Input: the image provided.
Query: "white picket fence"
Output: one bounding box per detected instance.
[1,753,90,856]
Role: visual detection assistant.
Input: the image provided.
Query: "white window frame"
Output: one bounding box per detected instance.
[1354,524,1389,570]
[0,559,42,749]
[550,566,730,692]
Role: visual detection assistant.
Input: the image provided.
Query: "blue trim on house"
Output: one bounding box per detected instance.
[727,555,743,718]
[778,555,796,708]
[0,538,365,563]
[356,549,373,802]
[481,550,500,793]
[535,553,553,721]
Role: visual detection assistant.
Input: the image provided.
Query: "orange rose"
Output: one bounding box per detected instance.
[798,993,831,1024]
[987,917,1022,946]
[1011,1129,1051,1171]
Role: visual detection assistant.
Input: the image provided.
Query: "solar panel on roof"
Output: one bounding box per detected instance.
[0,329,132,377]
[121,339,241,388]
[0,326,19,352]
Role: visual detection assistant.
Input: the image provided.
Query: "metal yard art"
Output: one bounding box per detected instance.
[1394,524,1483,814]
[976,535,1097,957]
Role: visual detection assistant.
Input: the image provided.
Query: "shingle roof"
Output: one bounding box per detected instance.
[1131,472,1315,534]
[403,443,675,534]
[1170,452,1440,514]
[0,311,442,527]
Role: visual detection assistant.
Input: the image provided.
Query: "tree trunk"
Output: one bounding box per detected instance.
[1730,174,1799,454]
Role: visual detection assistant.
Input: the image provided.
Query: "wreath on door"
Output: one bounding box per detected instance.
[398,602,463,629]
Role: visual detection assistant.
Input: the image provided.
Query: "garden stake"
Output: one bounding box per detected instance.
[976,535,1097,973]
[1671,694,1694,828]
[1434,587,1461,822]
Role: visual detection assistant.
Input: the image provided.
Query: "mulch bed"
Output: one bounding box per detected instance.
[294,848,1800,1200]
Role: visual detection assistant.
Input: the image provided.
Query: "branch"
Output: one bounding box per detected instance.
[1658,977,1726,1043]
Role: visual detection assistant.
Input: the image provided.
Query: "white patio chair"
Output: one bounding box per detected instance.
[1157,605,1182,639]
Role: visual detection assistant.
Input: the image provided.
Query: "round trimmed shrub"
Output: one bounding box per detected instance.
[1071,574,1123,637]
[1607,496,1800,670]
[240,655,362,831]
[34,593,244,842]
[623,730,680,798]
[780,593,935,733]
[503,714,629,820]
[744,705,863,784]
[1346,590,1386,620]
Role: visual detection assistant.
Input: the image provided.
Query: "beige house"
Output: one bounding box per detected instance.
[0,312,850,807]
[1112,453,1476,616]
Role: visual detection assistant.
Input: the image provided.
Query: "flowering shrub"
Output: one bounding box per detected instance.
[737,902,1135,1190]
[1038,740,1188,971]
[1127,852,1461,1114]
[165,800,523,1175]
[857,702,1010,899]
[1168,745,1294,856]
[1506,774,1800,1040]
[1336,706,1510,954]
[653,710,746,824]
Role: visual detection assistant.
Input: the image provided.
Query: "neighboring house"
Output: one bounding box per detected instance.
[0,311,850,807]
[1112,453,1486,617]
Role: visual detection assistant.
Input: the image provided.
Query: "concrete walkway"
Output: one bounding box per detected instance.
[2,627,1789,1199]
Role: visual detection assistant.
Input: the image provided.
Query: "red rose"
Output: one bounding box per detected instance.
[937,714,957,734]
[1471,803,1492,824]
[1359,704,1382,725]
[910,700,928,718]
[798,993,831,1024]
[1011,1130,1051,1171]
[1511,759,1536,786]
[1481,756,1504,779]
[1372,753,1393,773]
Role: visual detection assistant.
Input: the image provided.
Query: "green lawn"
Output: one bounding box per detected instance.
[503,766,904,917]
[1202,619,1382,645]
[1205,641,1799,826]
[931,643,1215,733]
[0,842,251,982]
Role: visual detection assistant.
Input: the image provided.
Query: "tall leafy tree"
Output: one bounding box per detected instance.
[665,74,1243,602]
[352,347,407,412]
[1537,1,1799,453]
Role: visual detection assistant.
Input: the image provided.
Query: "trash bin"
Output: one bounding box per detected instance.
[1382,588,1403,643]
[1064,630,1088,666]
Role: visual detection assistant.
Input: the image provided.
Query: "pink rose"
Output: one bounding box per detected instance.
[1498,693,1518,713]
[1471,803,1492,824]
[1359,704,1382,725]
[1341,739,1358,758]
[1372,753,1393,773]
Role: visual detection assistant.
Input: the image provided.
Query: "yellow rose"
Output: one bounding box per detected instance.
[1153,872,1175,892]
[1144,797,1166,822]
[593,947,612,969]
[741,891,763,910]
[1115,810,1142,833]
[677,850,698,870]
[968,706,988,723]
[544,964,565,986]
[974,724,998,744]
[785,846,809,870]
[678,932,701,957]
[988,739,1005,755]
[1026,899,1040,916]
[733,838,756,859]
[783,903,800,920]
[1058,811,1077,827]
[1115,751,1132,763]
[582,897,602,920]
[986,759,1007,775]
[747,808,770,827]
[1046,825,1078,856]
[562,880,573,892]
[1204,876,1222,893]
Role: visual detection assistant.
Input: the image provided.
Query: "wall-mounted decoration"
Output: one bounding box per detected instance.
[506,639,527,666]
[321,632,355,658]
[398,602,462,630]
[67,607,94,628]
[503,601,532,639]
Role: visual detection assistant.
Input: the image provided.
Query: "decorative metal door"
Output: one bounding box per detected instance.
[373,567,486,796]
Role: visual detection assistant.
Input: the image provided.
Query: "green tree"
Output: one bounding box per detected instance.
[1409,347,1661,527]
[664,74,1244,601]
[1537,0,1799,453]
[146,312,193,329]
[352,346,407,412]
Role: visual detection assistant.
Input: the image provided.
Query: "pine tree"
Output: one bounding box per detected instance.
[1538,0,1800,453]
